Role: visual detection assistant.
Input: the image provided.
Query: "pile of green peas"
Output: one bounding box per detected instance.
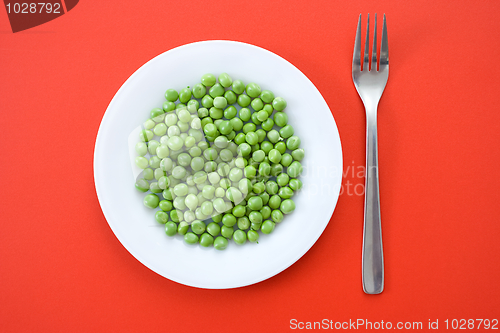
[134,73,304,250]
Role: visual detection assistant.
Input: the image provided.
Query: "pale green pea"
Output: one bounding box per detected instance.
[142,168,153,180]
[235,157,247,168]
[172,166,187,179]
[140,129,153,142]
[135,142,148,156]
[147,140,159,155]
[135,178,149,192]
[198,107,209,118]
[213,198,226,213]
[151,108,165,122]
[158,176,169,189]
[229,168,243,182]
[201,201,214,215]
[135,156,148,169]
[280,199,296,214]
[149,182,162,193]
[143,119,155,130]
[156,144,170,159]
[154,168,165,180]
[205,161,217,173]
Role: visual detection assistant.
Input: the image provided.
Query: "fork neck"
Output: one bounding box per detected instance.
[364,101,379,120]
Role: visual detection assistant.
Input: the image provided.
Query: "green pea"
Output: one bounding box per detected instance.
[289,179,303,191]
[232,79,245,94]
[184,232,199,245]
[207,222,221,237]
[263,104,274,116]
[209,107,223,119]
[162,101,176,112]
[259,192,270,205]
[201,95,214,108]
[248,196,263,210]
[135,178,149,192]
[165,89,179,102]
[269,195,282,209]
[214,236,229,250]
[240,122,254,133]
[143,194,160,209]
[179,87,192,103]
[260,206,271,219]
[274,142,286,155]
[208,83,226,99]
[222,213,237,227]
[200,116,213,129]
[278,186,294,199]
[261,220,276,234]
[163,189,173,201]
[272,97,287,111]
[251,98,264,111]
[192,83,206,98]
[256,110,268,122]
[218,73,233,87]
[199,233,214,247]
[239,143,252,157]
[280,199,296,214]
[252,150,265,163]
[155,211,169,224]
[139,129,153,142]
[198,107,209,118]
[251,112,262,125]
[177,221,189,235]
[274,111,288,127]
[277,173,290,187]
[221,225,234,239]
[261,118,274,131]
[233,133,245,145]
[258,89,273,103]
[203,123,217,137]
[260,141,273,154]
[219,120,233,135]
[291,148,305,161]
[280,153,293,167]
[237,94,251,107]
[233,229,247,245]
[224,90,237,105]
[191,220,206,235]
[201,73,216,87]
[271,163,284,177]
[231,204,245,218]
[158,200,172,212]
[268,149,282,164]
[251,222,262,231]
[267,130,280,143]
[258,162,270,177]
[271,210,284,223]
[247,230,259,243]
[230,117,244,131]
[287,161,303,178]
[165,221,177,236]
[239,107,251,121]
[253,182,266,194]
[237,216,250,230]
[245,83,261,98]
[150,108,165,122]
[212,213,223,223]
[266,181,279,195]
[224,105,237,119]
[279,124,294,139]
[255,129,266,143]
[245,132,259,145]
[286,136,301,150]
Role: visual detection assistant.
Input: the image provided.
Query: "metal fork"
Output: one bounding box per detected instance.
[352,13,389,294]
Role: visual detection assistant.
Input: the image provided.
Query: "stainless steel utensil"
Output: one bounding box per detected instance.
[352,13,389,294]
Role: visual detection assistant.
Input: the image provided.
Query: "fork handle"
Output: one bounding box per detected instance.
[362,110,384,294]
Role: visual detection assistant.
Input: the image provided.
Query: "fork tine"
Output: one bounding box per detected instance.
[363,14,370,71]
[352,14,362,72]
[379,14,389,69]
[371,13,378,71]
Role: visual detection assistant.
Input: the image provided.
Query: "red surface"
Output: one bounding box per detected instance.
[1,1,500,332]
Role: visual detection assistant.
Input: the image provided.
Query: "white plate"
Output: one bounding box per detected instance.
[94,40,342,289]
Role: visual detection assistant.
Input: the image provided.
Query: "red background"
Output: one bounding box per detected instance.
[1,1,499,332]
